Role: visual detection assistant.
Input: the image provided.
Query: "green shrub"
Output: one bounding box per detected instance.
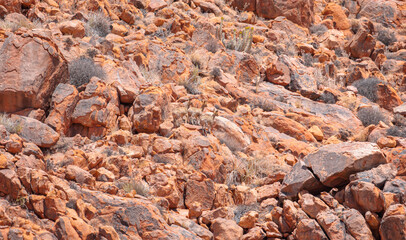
[85,11,111,37]
[69,56,106,88]
[357,107,387,127]
[352,78,382,102]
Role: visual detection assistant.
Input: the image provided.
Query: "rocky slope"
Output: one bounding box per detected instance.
[0,0,405,239]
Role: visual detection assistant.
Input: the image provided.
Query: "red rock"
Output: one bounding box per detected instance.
[11,115,59,148]
[185,179,215,211]
[294,219,328,240]
[256,0,315,27]
[342,209,374,240]
[0,33,68,112]
[0,169,22,200]
[211,218,243,240]
[238,211,258,229]
[345,181,385,213]
[305,142,386,187]
[128,87,169,133]
[298,193,329,219]
[316,210,348,240]
[212,116,251,151]
[45,83,79,135]
[322,3,351,30]
[380,204,406,240]
[345,29,376,58]
[59,20,85,38]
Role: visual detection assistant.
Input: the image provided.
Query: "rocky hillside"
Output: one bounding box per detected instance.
[0,0,405,239]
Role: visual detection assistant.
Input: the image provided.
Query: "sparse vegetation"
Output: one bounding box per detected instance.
[121,180,150,197]
[234,204,259,223]
[352,78,382,102]
[387,126,406,138]
[205,39,219,53]
[319,91,336,104]
[376,26,397,46]
[85,11,111,37]
[0,18,41,32]
[180,66,201,95]
[211,67,222,80]
[302,53,315,67]
[357,107,387,127]
[216,17,253,52]
[309,24,328,36]
[69,56,106,88]
[0,114,22,134]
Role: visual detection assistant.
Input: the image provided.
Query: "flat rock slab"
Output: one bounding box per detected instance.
[305,142,386,187]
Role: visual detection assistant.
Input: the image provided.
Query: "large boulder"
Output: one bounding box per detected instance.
[0,32,68,112]
[128,86,170,133]
[10,115,60,148]
[345,29,376,59]
[380,204,406,240]
[45,84,79,135]
[304,142,386,187]
[280,161,325,200]
[255,0,315,27]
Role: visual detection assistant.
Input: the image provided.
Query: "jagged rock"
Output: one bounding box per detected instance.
[0,169,22,200]
[298,194,329,219]
[294,219,328,240]
[59,20,85,38]
[342,209,374,240]
[45,83,79,135]
[168,212,213,240]
[0,33,68,112]
[9,115,59,148]
[322,3,351,30]
[349,163,397,188]
[280,161,325,200]
[316,210,348,240]
[345,29,376,58]
[185,179,215,211]
[238,211,258,229]
[201,207,234,225]
[128,87,169,133]
[256,0,315,27]
[211,218,243,240]
[380,204,406,240]
[344,180,385,213]
[304,142,387,187]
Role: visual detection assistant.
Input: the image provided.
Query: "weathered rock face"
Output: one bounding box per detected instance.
[211,218,244,240]
[305,142,386,187]
[256,0,315,27]
[380,204,406,240]
[345,29,376,59]
[128,86,170,133]
[280,161,325,200]
[45,83,79,135]
[0,33,68,112]
[10,115,59,148]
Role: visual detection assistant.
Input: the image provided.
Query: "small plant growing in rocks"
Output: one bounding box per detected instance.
[216,17,253,52]
[352,78,382,103]
[309,24,328,36]
[0,114,22,134]
[357,107,387,127]
[205,39,219,53]
[376,26,397,46]
[69,56,106,88]
[121,180,150,197]
[85,11,111,37]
